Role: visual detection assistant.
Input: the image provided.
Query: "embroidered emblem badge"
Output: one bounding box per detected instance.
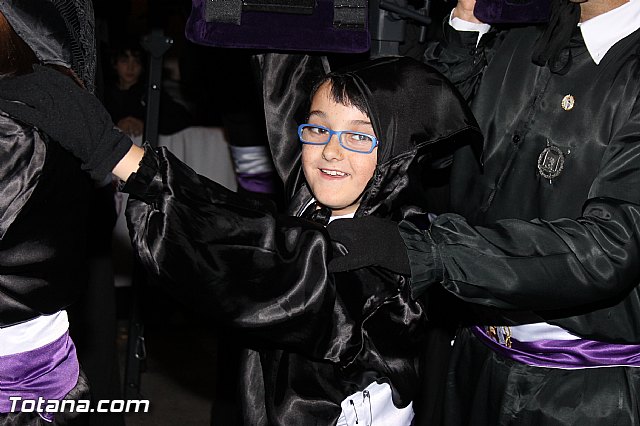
[538,140,569,183]
[486,325,512,348]
[561,94,575,111]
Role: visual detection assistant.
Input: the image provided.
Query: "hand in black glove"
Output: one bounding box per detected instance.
[0,65,133,181]
[327,216,411,275]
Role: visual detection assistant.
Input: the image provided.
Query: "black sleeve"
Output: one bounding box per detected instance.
[423,16,497,101]
[122,147,364,362]
[399,96,640,314]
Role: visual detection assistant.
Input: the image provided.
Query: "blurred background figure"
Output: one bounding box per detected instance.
[102,37,193,138]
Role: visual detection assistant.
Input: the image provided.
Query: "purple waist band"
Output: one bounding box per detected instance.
[471,326,640,369]
[0,330,79,418]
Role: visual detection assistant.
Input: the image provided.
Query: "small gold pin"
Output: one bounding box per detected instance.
[561,94,575,111]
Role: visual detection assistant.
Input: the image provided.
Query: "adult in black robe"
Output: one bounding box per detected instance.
[386,0,640,424]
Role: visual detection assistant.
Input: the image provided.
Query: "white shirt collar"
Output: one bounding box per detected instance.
[328,212,355,223]
[579,0,640,64]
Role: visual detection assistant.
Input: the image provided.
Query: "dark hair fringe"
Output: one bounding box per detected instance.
[309,73,369,117]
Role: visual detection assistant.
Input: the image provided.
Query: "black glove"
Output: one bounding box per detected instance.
[327,216,411,275]
[0,65,133,181]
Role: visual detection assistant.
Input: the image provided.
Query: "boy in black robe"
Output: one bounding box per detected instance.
[0,56,481,425]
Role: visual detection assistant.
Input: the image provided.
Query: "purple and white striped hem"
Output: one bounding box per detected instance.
[0,330,79,420]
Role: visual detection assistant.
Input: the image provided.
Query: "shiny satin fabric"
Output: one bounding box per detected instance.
[470,326,640,368]
[0,369,90,426]
[0,113,92,326]
[402,20,640,426]
[257,53,329,202]
[445,328,640,425]
[414,25,640,342]
[126,148,427,423]
[0,331,79,414]
[124,56,482,424]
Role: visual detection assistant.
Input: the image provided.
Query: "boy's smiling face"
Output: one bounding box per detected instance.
[301,82,378,216]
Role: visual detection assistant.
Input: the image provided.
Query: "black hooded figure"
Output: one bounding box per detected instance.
[0,54,481,424]
[119,55,481,425]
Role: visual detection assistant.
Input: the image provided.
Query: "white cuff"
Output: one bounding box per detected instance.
[448,9,491,46]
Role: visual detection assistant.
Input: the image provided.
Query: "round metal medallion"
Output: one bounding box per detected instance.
[538,144,566,181]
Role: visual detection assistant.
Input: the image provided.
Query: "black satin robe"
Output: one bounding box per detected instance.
[401,19,640,425]
[0,113,91,326]
[125,147,429,425]
[123,56,481,425]
[416,23,640,342]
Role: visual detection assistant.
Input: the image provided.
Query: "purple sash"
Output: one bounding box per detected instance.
[471,326,640,369]
[0,331,79,419]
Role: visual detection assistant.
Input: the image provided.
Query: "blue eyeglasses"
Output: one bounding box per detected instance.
[298,124,378,154]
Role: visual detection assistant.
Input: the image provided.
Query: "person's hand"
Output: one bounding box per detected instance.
[117,116,144,137]
[327,216,411,276]
[452,0,484,24]
[0,65,133,181]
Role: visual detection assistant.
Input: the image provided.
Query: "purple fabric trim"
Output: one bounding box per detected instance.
[236,171,278,194]
[473,0,551,24]
[0,331,79,418]
[186,0,370,53]
[471,326,640,369]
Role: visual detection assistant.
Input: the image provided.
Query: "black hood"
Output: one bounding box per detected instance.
[261,54,482,220]
[339,56,480,166]
[0,0,96,92]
